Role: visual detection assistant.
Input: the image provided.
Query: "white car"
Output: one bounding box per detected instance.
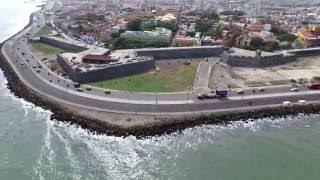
[282,101,291,107]
[298,100,307,105]
[236,89,244,94]
[290,88,299,92]
[86,86,92,91]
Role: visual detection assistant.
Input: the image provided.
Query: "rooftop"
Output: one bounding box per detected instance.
[298,26,317,39]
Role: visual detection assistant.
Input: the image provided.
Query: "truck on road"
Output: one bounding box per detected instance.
[197,90,228,100]
[215,90,228,97]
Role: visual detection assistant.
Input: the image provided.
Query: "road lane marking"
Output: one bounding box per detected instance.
[229,91,320,100]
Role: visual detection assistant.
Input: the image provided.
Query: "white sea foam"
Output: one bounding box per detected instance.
[34,116,57,180]
[49,120,82,180]
[43,113,320,180]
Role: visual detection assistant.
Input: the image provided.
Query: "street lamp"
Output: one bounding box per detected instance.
[154,73,158,105]
[182,80,194,115]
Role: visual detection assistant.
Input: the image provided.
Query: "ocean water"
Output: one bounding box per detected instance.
[1,1,320,179]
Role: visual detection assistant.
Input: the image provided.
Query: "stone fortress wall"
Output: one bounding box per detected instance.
[39,36,226,83]
[59,46,225,83]
[136,46,224,60]
[40,36,87,52]
[39,35,320,83]
[57,54,156,83]
[221,47,320,68]
[285,47,320,57]
[222,52,296,67]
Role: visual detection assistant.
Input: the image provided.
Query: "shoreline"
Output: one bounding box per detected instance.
[2,41,320,137]
[1,11,320,138]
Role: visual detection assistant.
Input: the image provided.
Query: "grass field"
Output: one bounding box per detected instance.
[31,42,65,55]
[36,25,54,36]
[88,61,200,92]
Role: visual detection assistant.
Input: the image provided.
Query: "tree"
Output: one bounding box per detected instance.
[250,37,264,49]
[143,23,156,31]
[278,33,297,42]
[271,28,297,42]
[96,15,105,21]
[212,28,223,39]
[112,37,169,50]
[86,13,105,22]
[265,41,279,52]
[275,28,288,35]
[111,32,120,39]
[118,29,125,34]
[207,11,220,20]
[186,31,196,37]
[195,21,210,34]
[220,10,245,16]
[222,30,241,47]
[200,10,220,20]
[111,29,125,40]
[231,15,241,21]
[127,19,142,31]
[142,21,176,32]
[158,21,176,32]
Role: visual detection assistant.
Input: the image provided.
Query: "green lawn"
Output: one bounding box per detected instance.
[88,62,199,92]
[36,25,54,36]
[31,42,64,55]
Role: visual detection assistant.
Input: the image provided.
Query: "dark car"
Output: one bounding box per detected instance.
[73,83,80,88]
[76,88,84,92]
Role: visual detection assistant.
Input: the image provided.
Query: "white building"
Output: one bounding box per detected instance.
[121,27,172,43]
[260,31,277,42]
[80,33,95,42]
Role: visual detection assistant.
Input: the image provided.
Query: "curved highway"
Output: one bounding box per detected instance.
[2,7,320,115]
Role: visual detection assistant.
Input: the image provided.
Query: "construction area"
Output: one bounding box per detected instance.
[209,56,320,89]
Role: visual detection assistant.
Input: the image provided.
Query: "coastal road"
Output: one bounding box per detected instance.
[2,8,320,115]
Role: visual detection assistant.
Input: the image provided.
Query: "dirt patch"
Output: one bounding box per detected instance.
[209,56,320,88]
[209,63,246,89]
